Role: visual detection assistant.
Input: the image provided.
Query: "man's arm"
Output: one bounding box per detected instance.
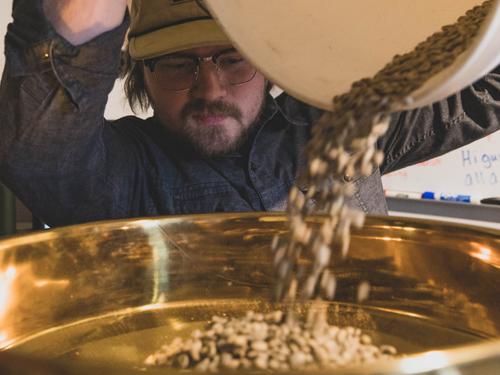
[379,64,500,174]
[43,0,127,45]
[0,0,130,226]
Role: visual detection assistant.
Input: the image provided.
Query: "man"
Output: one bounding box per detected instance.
[0,0,499,227]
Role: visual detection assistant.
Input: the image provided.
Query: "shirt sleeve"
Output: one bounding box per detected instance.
[0,0,130,226]
[378,64,500,175]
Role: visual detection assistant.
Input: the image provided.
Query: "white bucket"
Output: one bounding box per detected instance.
[205,0,500,110]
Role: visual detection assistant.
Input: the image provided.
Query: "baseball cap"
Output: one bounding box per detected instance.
[128,0,231,60]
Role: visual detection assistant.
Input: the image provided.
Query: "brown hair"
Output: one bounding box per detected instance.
[120,50,151,113]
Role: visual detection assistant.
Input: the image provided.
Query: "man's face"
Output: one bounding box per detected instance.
[144,45,267,156]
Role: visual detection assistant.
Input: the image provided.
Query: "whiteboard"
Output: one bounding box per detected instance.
[382,132,500,200]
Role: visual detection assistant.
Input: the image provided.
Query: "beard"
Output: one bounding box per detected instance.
[177,97,266,157]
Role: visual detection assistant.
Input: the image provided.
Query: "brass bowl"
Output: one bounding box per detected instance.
[0,212,498,374]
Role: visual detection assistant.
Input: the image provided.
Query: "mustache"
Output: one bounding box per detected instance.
[182,99,243,122]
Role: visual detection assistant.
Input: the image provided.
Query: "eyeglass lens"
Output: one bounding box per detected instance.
[149,51,257,91]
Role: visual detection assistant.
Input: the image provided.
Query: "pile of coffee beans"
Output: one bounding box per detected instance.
[145,309,397,371]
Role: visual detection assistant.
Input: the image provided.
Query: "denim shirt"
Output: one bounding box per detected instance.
[1,1,499,227]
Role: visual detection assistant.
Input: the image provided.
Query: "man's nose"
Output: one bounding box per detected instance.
[191,63,228,100]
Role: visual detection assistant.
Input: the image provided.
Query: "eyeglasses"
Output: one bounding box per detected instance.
[144,49,257,92]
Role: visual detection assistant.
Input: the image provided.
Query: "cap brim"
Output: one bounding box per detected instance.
[129,19,231,60]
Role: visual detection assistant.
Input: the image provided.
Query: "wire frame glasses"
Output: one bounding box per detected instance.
[144,49,257,92]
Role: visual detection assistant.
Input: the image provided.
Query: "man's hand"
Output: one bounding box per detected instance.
[43,0,127,45]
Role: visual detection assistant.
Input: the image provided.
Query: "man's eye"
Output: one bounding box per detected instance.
[220,56,245,65]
